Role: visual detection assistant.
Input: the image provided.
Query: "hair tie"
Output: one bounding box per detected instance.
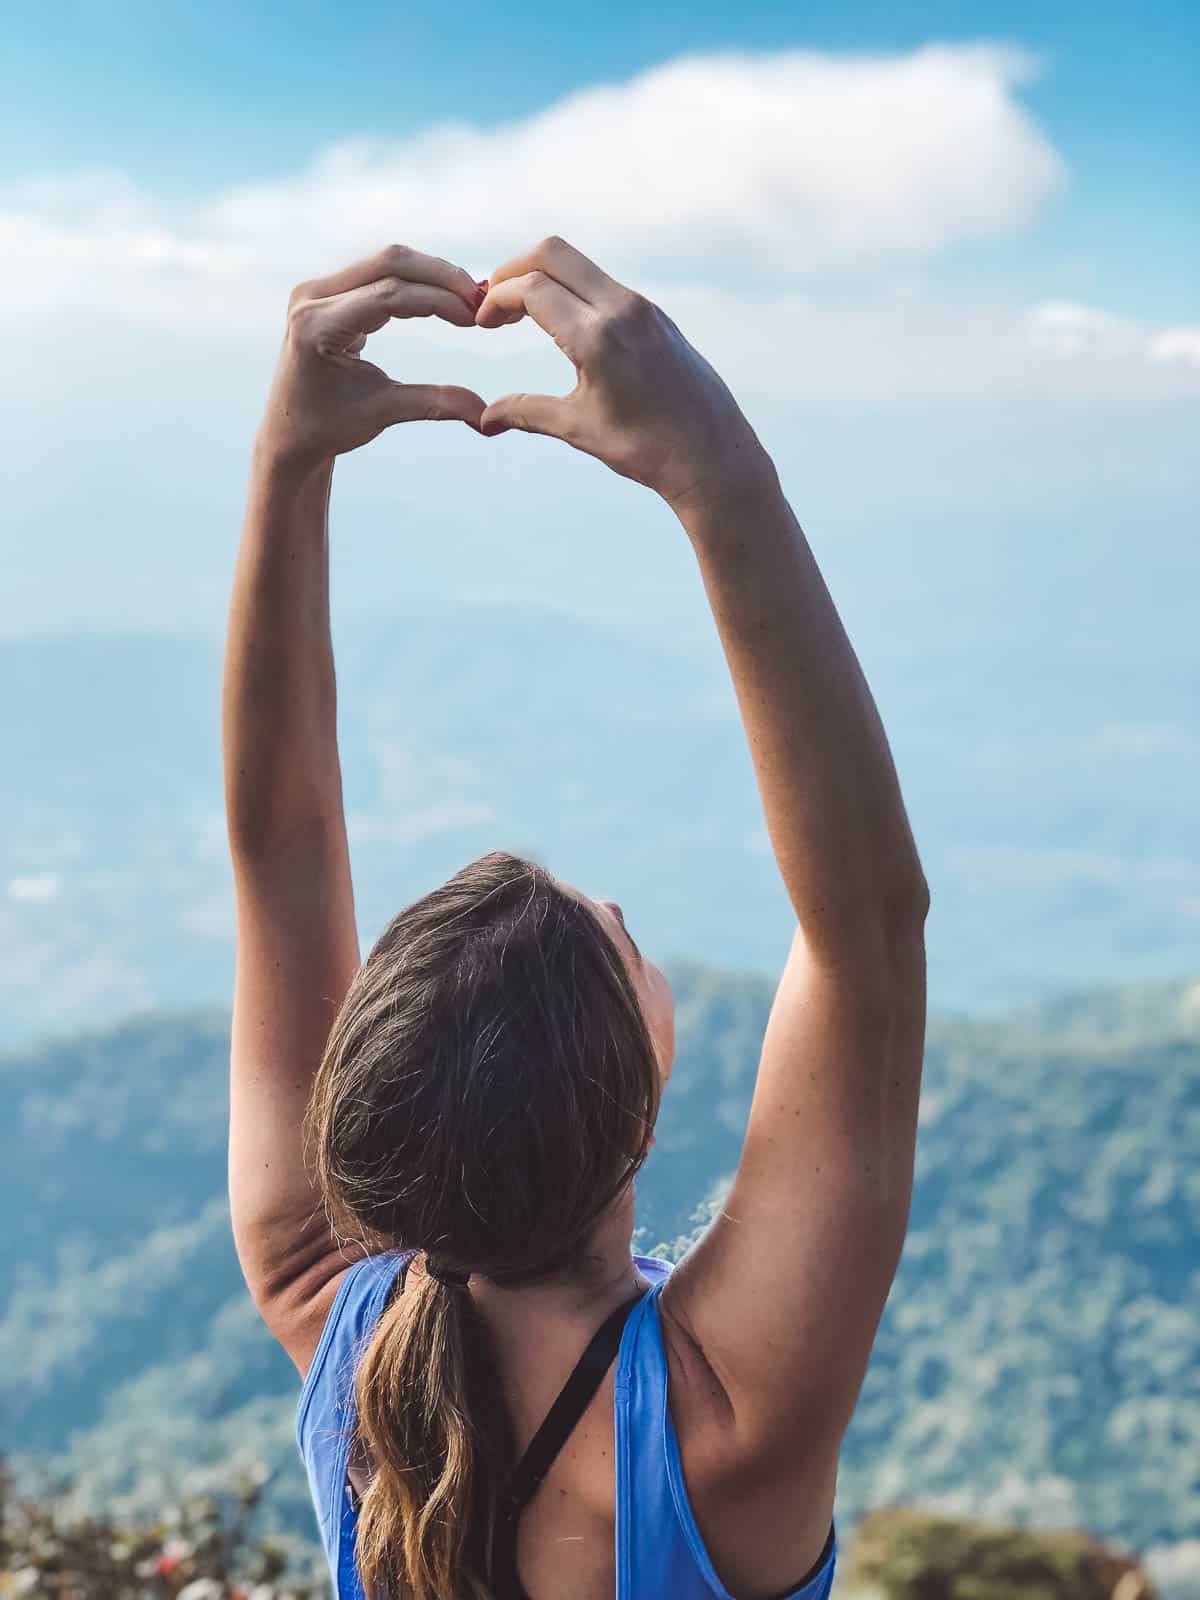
[425,1255,471,1289]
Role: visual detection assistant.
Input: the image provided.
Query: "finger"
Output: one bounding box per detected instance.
[294,244,483,314]
[479,390,573,441]
[377,383,488,431]
[485,235,626,309]
[475,272,594,364]
[303,277,479,350]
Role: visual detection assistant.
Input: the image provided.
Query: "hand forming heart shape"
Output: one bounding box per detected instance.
[256,236,770,514]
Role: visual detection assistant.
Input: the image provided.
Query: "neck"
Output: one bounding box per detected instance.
[466,1189,648,1329]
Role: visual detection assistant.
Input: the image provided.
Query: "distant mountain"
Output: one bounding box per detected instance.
[2,969,1196,1554]
[2,606,1199,1046]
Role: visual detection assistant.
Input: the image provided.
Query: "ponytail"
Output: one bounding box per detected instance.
[353,1267,514,1600]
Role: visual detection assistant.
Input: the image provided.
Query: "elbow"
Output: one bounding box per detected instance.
[880,876,929,997]
[888,869,931,935]
[800,873,928,974]
[865,869,930,979]
[846,857,926,949]
[227,806,347,872]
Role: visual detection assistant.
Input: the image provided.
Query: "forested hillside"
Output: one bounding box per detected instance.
[2,967,1196,1557]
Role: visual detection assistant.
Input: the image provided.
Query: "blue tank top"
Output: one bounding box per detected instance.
[296,1248,838,1599]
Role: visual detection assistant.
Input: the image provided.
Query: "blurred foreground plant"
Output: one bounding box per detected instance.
[0,1457,326,1599]
[4,1455,1174,1599]
[841,1506,1157,1600]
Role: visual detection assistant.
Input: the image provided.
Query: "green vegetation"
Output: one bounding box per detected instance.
[1,967,1195,1570]
[840,1507,1155,1599]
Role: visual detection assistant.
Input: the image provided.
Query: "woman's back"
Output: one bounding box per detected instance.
[298,1250,837,1599]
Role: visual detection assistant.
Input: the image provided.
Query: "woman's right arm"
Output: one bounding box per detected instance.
[478,238,929,1473]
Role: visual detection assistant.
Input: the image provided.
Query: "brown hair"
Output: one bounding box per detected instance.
[305,849,661,1599]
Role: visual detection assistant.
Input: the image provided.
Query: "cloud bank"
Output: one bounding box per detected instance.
[206,43,1064,273]
[5,43,1062,313]
[1,43,1195,404]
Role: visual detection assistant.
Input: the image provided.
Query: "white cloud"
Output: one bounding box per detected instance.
[1148,327,1200,368]
[1027,301,1200,370]
[0,202,257,327]
[7,873,61,903]
[2,41,1062,325]
[635,285,1200,401]
[2,46,1195,412]
[204,43,1062,273]
[1026,301,1142,359]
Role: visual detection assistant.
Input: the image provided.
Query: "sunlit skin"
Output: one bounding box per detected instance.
[575,887,676,1099]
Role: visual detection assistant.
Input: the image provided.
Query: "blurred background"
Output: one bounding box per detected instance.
[1,1,1196,1595]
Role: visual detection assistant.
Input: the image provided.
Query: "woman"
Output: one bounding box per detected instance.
[223,235,929,1600]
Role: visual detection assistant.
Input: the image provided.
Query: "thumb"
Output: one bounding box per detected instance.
[479,391,570,440]
[376,383,487,430]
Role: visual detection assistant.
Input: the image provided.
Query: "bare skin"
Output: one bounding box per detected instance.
[224,237,928,1599]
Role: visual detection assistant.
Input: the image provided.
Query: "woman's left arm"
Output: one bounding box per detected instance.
[223,245,486,1375]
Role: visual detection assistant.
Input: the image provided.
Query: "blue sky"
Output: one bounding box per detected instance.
[6,0,1197,317]
[1,1,1198,1020]
[2,1,1196,641]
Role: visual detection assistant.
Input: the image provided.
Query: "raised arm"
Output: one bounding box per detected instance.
[224,245,486,1375]
[477,237,929,1495]
[667,471,929,1446]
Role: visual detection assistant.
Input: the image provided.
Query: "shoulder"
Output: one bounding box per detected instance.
[287,1247,412,1409]
[656,1280,839,1597]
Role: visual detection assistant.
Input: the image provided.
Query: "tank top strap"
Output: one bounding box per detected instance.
[614,1259,838,1599]
[295,1247,415,1598]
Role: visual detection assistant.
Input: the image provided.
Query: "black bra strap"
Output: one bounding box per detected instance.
[491,1290,643,1598]
[505,1291,643,1515]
